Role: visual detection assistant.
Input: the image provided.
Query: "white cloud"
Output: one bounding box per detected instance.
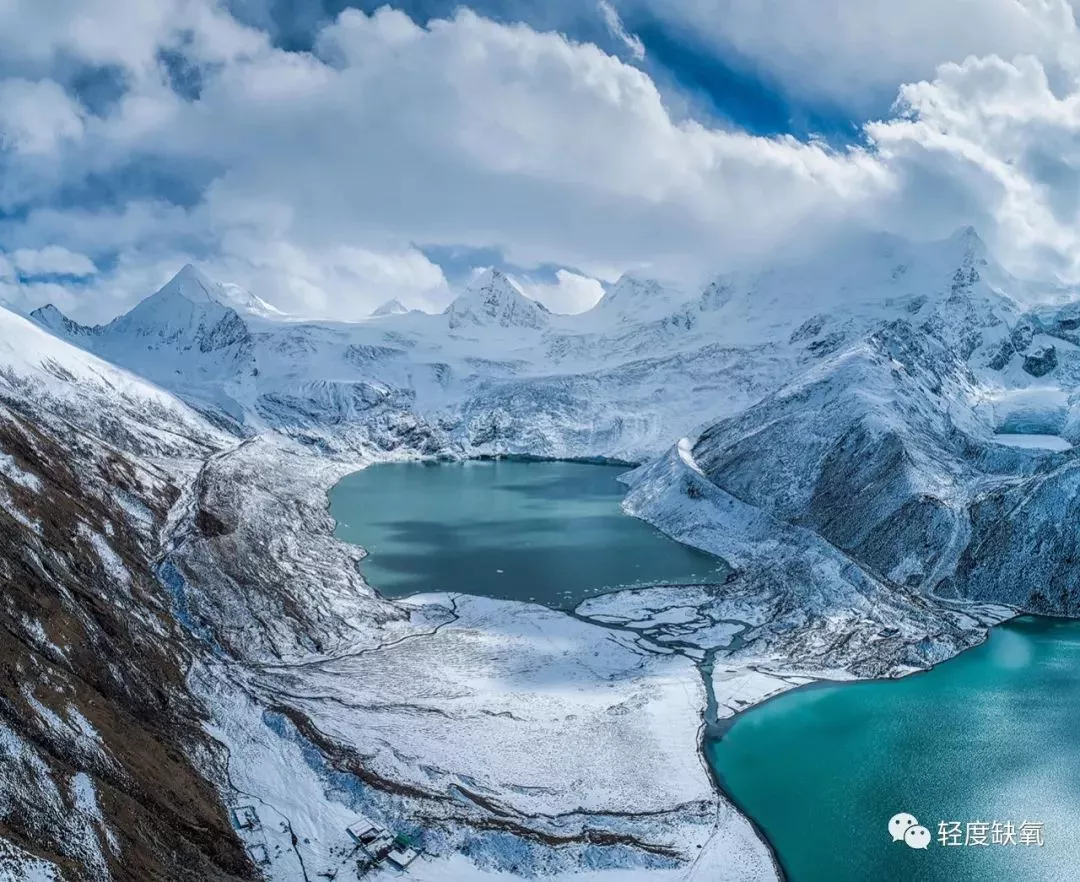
[517,269,607,314]
[3,2,1080,323]
[187,7,880,288]
[0,79,84,156]
[866,44,1080,280]
[0,5,887,320]
[0,0,265,75]
[11,246,97,277]
[598,0,645,61]
[209,239,452,319]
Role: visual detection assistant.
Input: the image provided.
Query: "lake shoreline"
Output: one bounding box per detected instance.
[705,615,1080,882]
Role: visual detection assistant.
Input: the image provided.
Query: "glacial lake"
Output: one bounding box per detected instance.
[707,616,1080,882]
[329,459,727,608]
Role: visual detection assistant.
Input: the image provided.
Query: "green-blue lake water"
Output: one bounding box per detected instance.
[329,459,727,607]
[707,616,1080,882]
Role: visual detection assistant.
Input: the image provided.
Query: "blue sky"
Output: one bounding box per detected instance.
[2,0,1080,320]
[228,0,864,140]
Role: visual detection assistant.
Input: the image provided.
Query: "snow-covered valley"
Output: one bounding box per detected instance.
[5,226,1080,880]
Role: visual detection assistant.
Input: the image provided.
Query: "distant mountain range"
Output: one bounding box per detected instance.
[29,226,1077,460]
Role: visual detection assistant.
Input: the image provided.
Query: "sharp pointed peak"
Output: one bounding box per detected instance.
[372,297,409,317]
[950,224,983,243]
[446,267,549,328]
[29,302,91,336]
[174,262,208,280]
[155,263,220,303]
[467,267,522,294]
[941,224,984,254]
[30,303,65,321]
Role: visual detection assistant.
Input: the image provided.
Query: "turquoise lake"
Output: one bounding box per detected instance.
[328,459,727,607]
[707,616,1080,882]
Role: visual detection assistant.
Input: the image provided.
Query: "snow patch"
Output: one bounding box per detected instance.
[0,453,41,492]
[78,523,131,588]
[0,837,62,882]
[992,433,1072,451]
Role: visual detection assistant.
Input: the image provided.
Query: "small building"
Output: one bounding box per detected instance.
[347,816,387,846]
[386,845,420,869]
[347,815,396,861]
[364,831,395,859]
[233,805,260,830]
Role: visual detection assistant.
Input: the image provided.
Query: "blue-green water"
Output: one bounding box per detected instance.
[707,616,1080,882]
[329,460,727,607]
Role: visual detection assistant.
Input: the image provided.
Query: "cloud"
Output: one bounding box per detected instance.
[2,2,1080,323]
[11,246,97,277]
[214,7,881,284]
[0,79,85,156]
[598,0,645,61]
[0,0,265,74]
[0,4,885,320]
[206,235,453,318]
[517,269,607,314]
[866,40,1080,280]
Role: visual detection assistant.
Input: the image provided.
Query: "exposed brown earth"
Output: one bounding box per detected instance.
[0,399,254,881]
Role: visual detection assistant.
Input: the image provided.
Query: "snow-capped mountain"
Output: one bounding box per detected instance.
[217,280,288,318]
[371,297,410,317]
[582,273,679,326]
[32,228,1057,464]
[444,268,551,330]
[1,302,226,456]
[31,264,261,428]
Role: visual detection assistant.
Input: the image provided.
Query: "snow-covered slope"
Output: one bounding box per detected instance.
[28,227,1080,615]
[630,307,1080,615]
[581,274,681,327]
[0,302,227,457]
[217,280,287,318]
[31,265,259,430]
[0,301,251,880]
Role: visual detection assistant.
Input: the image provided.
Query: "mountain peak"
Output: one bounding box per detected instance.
[468,268,521,296]
[157,263,220,304]
[372,297,409,317]
[950,224,982,245]
[445,269,549,330]
[30,303,65,326]
[126,265,286,320]
[29,303,94,338]
[588,273,677,323]
[947,225,987,259]
[603,274,662,303]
